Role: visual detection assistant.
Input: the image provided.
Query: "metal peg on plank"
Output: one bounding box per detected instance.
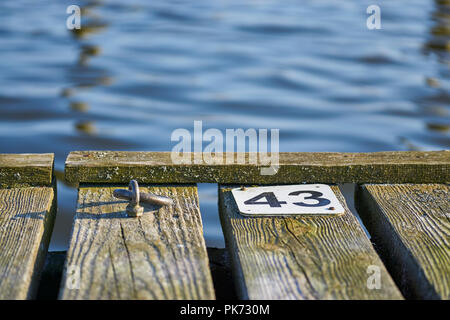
[113,180,173,217]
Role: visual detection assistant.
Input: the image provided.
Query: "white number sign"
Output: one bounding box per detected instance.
[231,184,345,216]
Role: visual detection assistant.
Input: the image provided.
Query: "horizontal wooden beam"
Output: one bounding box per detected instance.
[65,151,449,184]
[0,153,54,187]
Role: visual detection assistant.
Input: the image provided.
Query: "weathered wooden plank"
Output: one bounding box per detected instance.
[356,184,450,300]
[0,153,54,187]
[218,185,403,300]
[59,184,215,300]
[0,186,56,299]
[65,151,449,184]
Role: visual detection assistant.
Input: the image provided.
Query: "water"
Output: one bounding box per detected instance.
[0,0,448,250]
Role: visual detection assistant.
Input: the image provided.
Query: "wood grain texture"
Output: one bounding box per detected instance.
[0,187,56,299]
[59,184,215,300]
[218,185,403,300]
[356,184,450,300]
[65,151,449,184]
[0,153,54,187]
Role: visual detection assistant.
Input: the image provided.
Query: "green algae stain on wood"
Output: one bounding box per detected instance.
[218,185,403,300]
[65,151,450,184]
[0,153,54,187]
[59,184,215,300]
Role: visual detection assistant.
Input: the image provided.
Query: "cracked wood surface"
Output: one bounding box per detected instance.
[0,187,56,299]
[356,184,450,299]
[219,185,403,300]
[65,151,449,184]
[59,184,215,300]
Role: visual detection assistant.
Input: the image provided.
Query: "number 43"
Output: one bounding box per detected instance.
[244,191,331,208]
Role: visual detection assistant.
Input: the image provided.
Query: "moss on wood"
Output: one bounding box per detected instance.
[65,151,449,184]
[0,153,54,187]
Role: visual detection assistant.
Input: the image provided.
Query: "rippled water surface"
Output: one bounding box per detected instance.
[0,0,448,249]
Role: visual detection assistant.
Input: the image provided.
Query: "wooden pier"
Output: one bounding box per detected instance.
[0,151,448,299]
